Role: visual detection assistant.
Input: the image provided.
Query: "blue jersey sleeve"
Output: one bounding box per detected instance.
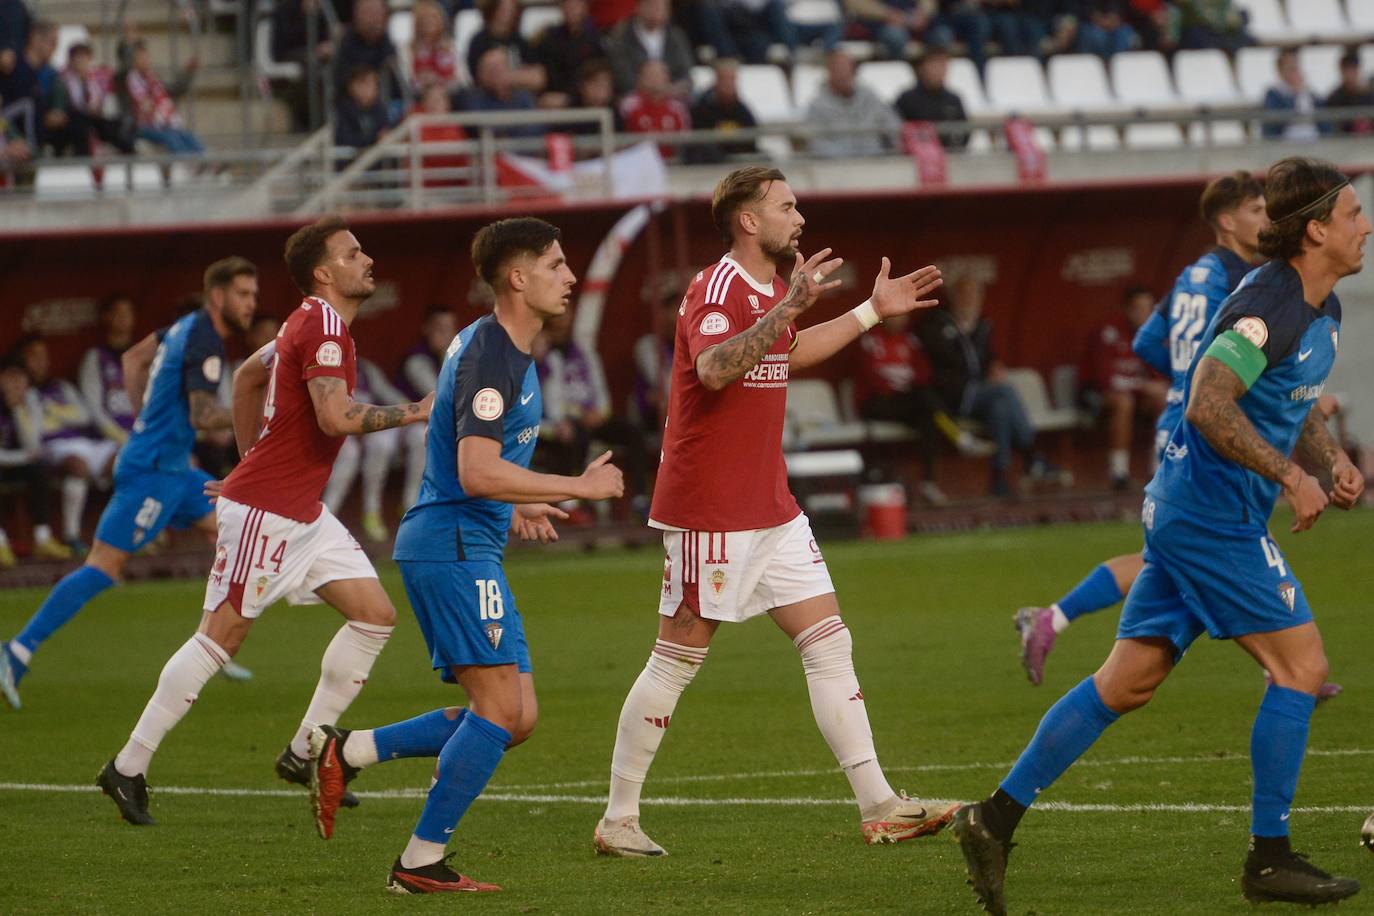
[1214,282,1307,371]
[1132,308,1171,374]
[452,323,521,444]
[182,313,226,395]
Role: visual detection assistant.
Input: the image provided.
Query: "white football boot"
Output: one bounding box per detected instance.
[593,816,667,857]
[862,792,961,845]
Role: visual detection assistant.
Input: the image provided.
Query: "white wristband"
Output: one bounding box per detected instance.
[851,299,880,332]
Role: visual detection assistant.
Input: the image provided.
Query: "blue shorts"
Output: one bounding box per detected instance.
[94,467,216,553]
[1118,495,1312,659]
[399,559,531,681]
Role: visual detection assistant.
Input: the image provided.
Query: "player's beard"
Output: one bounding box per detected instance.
[343,274,376,301]
[761,228,799,262]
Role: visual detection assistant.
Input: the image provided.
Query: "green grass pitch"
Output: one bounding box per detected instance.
[2,512,1372,915]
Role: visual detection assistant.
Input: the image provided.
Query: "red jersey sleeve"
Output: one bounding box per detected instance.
[296,304,353,383]
[682,264,752,366]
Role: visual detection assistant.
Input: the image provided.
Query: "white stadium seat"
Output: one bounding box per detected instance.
[945,56,988,115]
[1350,0,1374,35]
[1173,49,1240,106]
[1362,42,1374,76]
[1124,123,1185,149]
[1298,44,1344,98]
[785,380,869,449]
[837,39,878,62]
[690,64,715,98]
[1235,45,1280,103]
[389,11,414,87]
[1234,0,1295,43]
[789,0,843,26]
[1288,0,1350,40]
[1188,120,1249,145]
[856,60,914,105]
[454,8,483,82]
[256,18,302,80]
[1060,124,1120,151]
[520,5,564,40]
[791,63,826,113]
[736,64,794,123]
[54,24,91,67]
[1110,51,1177,108]
[35,165,96,197]
[1047,54,1125,113]
[985,56,1055,116]
[1002,369,1079,433]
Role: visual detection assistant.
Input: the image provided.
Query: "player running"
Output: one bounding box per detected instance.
[305,217,623,894]
[1012,171,1267,684]
[96,217,432,824]
[0,258,258,710]
[956,157,1369,914]
[592,166,951,858]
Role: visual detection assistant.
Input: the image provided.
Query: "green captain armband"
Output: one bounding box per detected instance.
[1203,329,1267,390]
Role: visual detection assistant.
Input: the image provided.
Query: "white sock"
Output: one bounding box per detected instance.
[61,476,88,541]
[114,633,229,777]
[361,434,395,517]
[794,617,894,815]
[9,640,32,665]
[1049,603,1071,633]
[289,621,392,758]
[400,835,447,869]
[322,438,360,513]
[342,729,379,769]
[1108,448,1129,479]
[34,524,53,543]
[604,640,707,821]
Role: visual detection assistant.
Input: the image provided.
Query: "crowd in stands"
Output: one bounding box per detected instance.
[0,5,205,179]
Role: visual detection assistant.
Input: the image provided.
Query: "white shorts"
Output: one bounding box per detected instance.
[657,512,835,623]
[203,497,377,618]
[45,437,119,473]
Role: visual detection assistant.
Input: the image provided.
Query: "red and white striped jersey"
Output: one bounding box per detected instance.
[221,296,357,523]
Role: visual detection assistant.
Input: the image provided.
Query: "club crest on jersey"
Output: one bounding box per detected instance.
[316,341,343,368]
[255,575,269,600]
[748,294,762,312]
[1233,316,1268,348]
[700,311,730,335]
[1278,582,1296,613]
[202,356,223,383]
[484,621,504,650]
[472,388,504,420]
[1190,266,1210,284]
[709,569,726,595]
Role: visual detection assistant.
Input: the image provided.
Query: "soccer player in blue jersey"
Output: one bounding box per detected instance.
[1012,171,1268,684]
[0,258,258,710]
[304,217,624,894]
[957,157,1370,913]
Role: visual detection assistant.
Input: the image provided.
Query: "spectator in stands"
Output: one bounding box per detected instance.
[537,309,650,513]
[270,0,334,131]
[621,58,690,156]
[843,0,990,69]
[1176,0,1251,53]
[335,64,396,154]
[1122,0,1175,53]
[78,295,138,450]
[323,356,405,542]
[396,306,455,507]
[533,0,606,106]
[806,49,899,158]
[410,0,459,92]
[919,275,1058,497]
[15,334,118,553]
[1326,51,1374,136]
[1068,0,1139,59]
[985,0,1053,57]
[416,82,470,185]
[567,57,626,133]
[606,0,694,97]
[122,38,205,155]
[0,0,31,70]
[0,19,56,151]
[457,46,543,136]
[50,43,136,156]
[714,0,804,65]
[687,57,758,163]
[1081,284,1167,490]
[1262,47,1325,142]
[467,0,547,94]
[894,47,968,149]
[0,361,68,565]
[592,0,639,32]
[333,0,401,110]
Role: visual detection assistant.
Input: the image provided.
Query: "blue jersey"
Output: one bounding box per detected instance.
[116,309,224,476]
[1158,246,1254,408]
[393,315,542,564]
[1148,260,1341,525]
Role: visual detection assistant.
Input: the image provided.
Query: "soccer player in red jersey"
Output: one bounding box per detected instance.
[594,166,953,856]
[97,217,433,825]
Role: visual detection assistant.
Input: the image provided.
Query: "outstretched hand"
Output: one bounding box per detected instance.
[512,503,570,543]
[870,259,943,320]
[785,249,844,313]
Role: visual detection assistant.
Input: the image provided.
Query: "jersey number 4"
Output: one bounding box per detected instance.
[1169,292,1209,374]
[1260,537,1287,578]
[475,579,505,620]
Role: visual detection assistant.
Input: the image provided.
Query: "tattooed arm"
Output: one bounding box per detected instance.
[695,249,842,391]
[307,376,433,437]
[1295,404,1364,509]
[1186,356,1328,531]
[187,389,233,432]
[122,332,160,416]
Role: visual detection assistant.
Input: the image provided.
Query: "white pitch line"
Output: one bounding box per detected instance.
[2,783,1369,815]
[497,747,1374,791]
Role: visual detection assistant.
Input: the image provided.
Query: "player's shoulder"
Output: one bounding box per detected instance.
[182,308,224,353]
[458,316,527,372]
[1219,261,1297,317]
[288,296,350,342]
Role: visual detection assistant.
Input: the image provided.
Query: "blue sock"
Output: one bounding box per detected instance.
[375,707,467,761]
[12,565,116,678]
[1250,684,1315,837]
[1056,563,1123,621]
[413,712,510,843]
[1001,676,1121,806]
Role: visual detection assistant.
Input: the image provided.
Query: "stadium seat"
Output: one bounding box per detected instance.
[255,18,302,80]
[1235,45,1280,104]
[1110,51,1177,108]
[1047,54,1125,114]
[520,4,564,40]
[789,0,843,27]
[856,60,915,105]
[1362,42,1374,76]
[35,165,96,197]
[837,39,878,62]
[1234,0,1295,43]
[791,63,826,113]
[1298,44,1344,98]
[1059,124,1119,151]
[1350,0,1374,35]
[785,379,870,449]
[389,11,414,87]
[454,8,483,82]
[985,56,1056,116]
[1002,368,1079,433]
[834,379,913,443]
[1173,49,1241,106]
[690,64,715,98]
[1287,0,1351,40]
[736,64,794,123]
[54,24,91,68]
[1187,119,1249,146]
[945,56,989,115]
[1123,123,1185,149]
